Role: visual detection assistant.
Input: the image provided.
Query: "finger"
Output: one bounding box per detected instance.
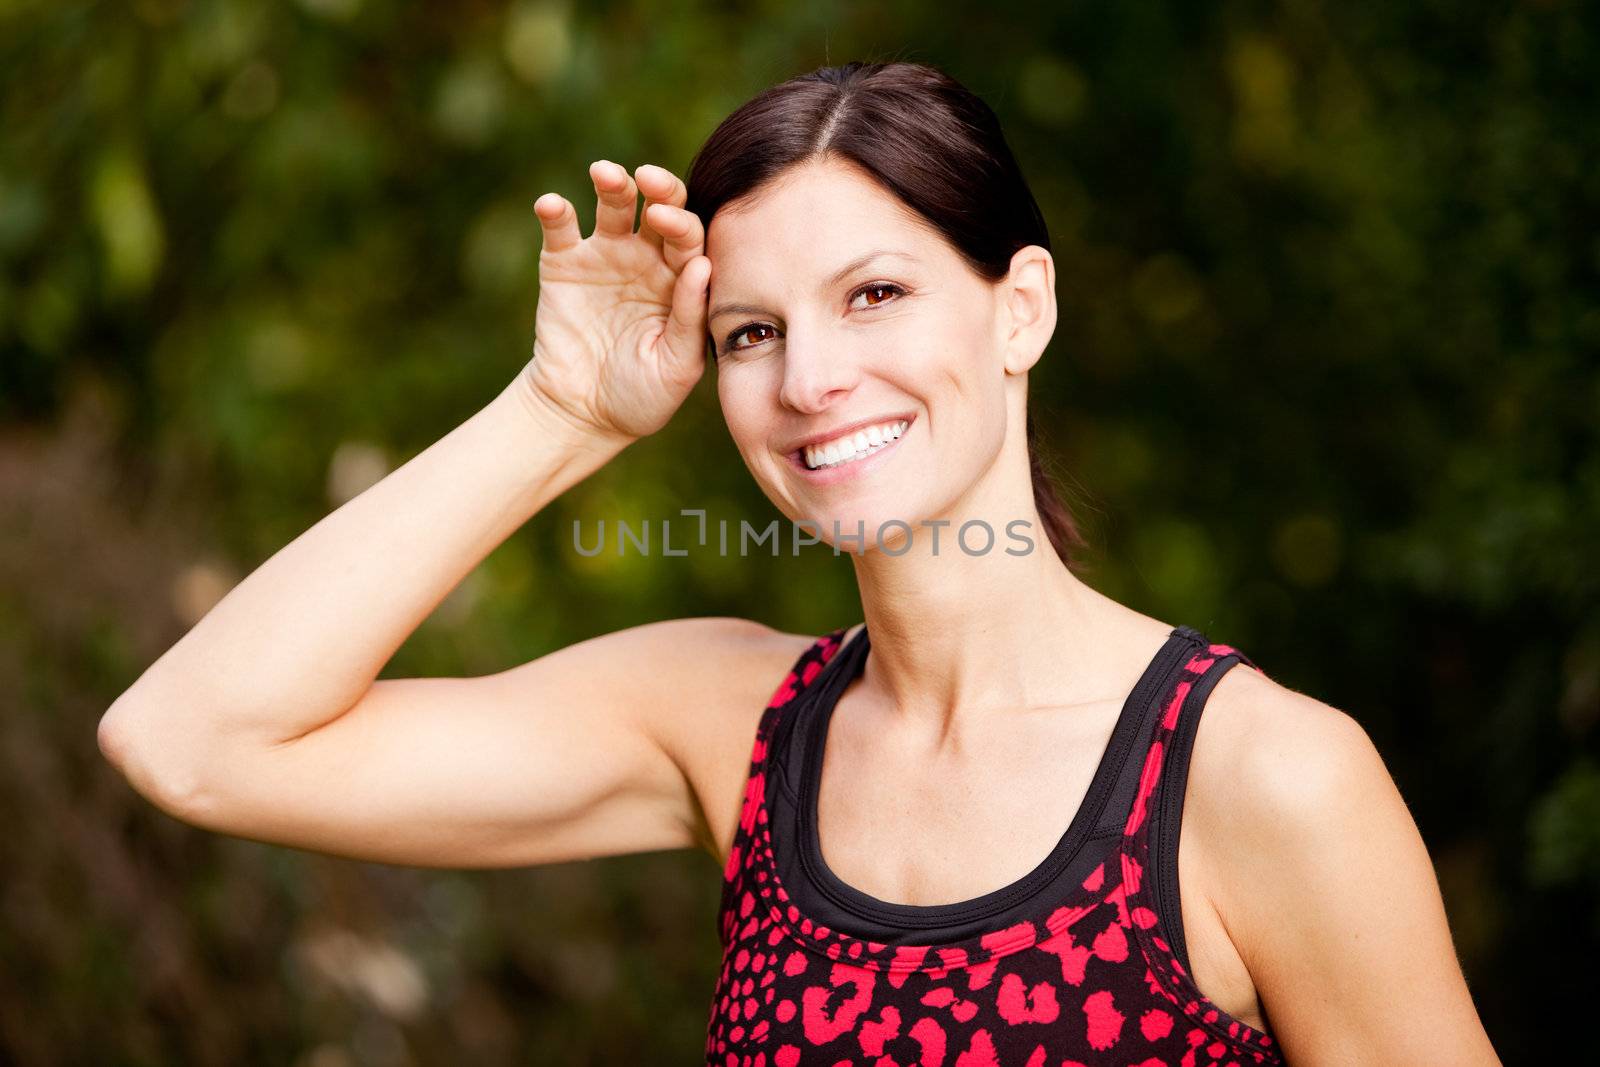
[591,159,639,239]
[645,203,706,274]
[534,192,582,254]
[662,254,712,376]
[636,163,689,210]
[634,164,669,251]
[634,163,689,251]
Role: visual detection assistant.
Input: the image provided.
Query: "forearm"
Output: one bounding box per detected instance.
[100,375,630,784]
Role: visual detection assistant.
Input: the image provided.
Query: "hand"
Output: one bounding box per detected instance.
[518,160,711,443]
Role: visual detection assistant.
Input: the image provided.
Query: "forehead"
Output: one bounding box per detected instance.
[705,159,939,277]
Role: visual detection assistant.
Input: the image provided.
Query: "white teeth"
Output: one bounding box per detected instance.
[802,419,909,470]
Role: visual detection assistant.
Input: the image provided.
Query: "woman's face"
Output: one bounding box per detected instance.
[706,158,1025,552]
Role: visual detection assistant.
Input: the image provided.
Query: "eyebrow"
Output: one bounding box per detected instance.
[707,249,919,323]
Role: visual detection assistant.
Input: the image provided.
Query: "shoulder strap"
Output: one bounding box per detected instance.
[1148,642,1256,972]
[1113,634,1289,1060]
[1120,633,1263,975]
[1092,626,1205,837]
[717,626,851,945]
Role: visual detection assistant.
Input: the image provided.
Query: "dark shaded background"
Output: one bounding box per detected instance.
[2,0,1595,1062]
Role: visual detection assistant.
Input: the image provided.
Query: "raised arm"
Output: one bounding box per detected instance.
[96,160,757,869]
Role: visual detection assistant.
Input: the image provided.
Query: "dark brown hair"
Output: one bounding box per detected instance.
[684,60,1089,570]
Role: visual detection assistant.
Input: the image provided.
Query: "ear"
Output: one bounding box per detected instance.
[1000,245,1057,376]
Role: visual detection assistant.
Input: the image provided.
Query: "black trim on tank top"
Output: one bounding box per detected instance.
[763,623,1207,942]
[1149,649,1245,981]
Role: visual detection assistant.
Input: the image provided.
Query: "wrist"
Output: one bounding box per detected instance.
[502,370,635,458]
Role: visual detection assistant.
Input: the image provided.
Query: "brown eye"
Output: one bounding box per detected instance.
[735,325,774,348]
[852,282,905,310]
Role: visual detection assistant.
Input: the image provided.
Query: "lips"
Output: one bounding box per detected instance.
[782,411,918,458]
[800,418,909,470]
[785,415,913,483]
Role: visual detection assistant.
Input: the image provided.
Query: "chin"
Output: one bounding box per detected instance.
[788,501,928,557]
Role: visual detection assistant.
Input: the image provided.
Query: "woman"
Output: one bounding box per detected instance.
[99,62,1500,1065]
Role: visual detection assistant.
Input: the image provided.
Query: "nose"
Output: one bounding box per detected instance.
[778,332,859,413]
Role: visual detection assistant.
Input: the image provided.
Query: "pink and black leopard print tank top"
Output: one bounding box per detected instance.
[707,623,1286,1066]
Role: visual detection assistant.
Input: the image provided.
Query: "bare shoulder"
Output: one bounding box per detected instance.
[1181,660,1376,929]
[1185,661,1376,829]
[1183,659,1394,908]
[1184,658,1502,1063]
[618,616,823,867]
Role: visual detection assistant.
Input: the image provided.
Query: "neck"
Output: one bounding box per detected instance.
[853,533,1068,691]
[822,396,1170,740]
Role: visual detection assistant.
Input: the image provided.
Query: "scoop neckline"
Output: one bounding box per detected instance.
[793,623,1200,928]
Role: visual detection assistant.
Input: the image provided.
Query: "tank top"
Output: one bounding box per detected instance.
[707,623,1286,1066]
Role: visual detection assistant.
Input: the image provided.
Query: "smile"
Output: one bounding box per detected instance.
[801,419,909,470]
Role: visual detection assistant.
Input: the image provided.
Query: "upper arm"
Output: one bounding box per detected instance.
[1191,668,1503,1066]
[132,615,798,871]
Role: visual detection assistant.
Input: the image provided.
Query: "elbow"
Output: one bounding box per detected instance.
[96,699,140,774]
[97,699,215,822]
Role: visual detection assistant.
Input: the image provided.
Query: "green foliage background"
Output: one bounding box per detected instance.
[2,0,1596,1062]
